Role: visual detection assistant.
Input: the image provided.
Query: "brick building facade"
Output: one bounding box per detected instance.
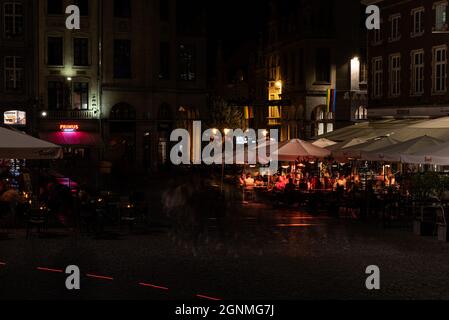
[365,0,449,118]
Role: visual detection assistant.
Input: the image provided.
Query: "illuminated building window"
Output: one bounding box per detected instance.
[268,106,281,126]
[4,2,23,37]
[268,80,282,101]
[244,106,254,120]
[269,106,280,119]
[73,82,89,110]
[312,106,333,136]
[4,56,23,90]
[4,110,26,126]
[435,2,448,32]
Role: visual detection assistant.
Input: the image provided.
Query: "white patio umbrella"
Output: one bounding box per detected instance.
[312,138,337,148]
[401,140,449,165]
[0,127,63,160]
[335,136,399,160]
[327,137,367,162]
[327,137,368,152]
[274,139,331,162]
[362,135,444,162]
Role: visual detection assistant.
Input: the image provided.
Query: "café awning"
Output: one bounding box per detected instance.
[361,135,444,162]
[0,127,63,160]
[327,138,368,152]
[315,119,427,142]
[40,132,103,147]
[275,139,331,162]
[312,138,337,148]
[334,136,399,160]
[401,140,449,165]
[391,117,449,141]
[316,116,449,144]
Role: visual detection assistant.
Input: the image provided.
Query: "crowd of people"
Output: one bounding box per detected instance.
[236,162,405,208]
[238,171,352,193]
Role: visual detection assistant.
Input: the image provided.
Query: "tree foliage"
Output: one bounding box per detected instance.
[207,96,243,131]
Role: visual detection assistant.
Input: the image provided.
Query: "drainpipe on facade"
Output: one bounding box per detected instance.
[97,0,104,190]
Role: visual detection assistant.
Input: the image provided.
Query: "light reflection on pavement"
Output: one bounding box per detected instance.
[1,202,449,300]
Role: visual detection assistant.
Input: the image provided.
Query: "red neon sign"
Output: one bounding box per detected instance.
[60,124,79,132]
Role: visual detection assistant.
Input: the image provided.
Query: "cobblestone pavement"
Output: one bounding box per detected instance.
[1,202,449,300]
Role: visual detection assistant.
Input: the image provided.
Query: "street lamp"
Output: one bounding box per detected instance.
[351,56,360,70]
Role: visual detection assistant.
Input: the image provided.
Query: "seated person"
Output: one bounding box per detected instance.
[255,176,264,187]
[285,178,296,193]
[275,177,286,191]
[315,178,323,190]
[239,174,246,186]
[244,174,255,187]
[299,179,308,191]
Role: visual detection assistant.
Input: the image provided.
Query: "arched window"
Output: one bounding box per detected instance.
[312,106,334,136]
[110,103,136,120]
[355,106,368,120]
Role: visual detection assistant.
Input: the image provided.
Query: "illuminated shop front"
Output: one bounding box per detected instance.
[3,110,26,126]
[40,123,102,161]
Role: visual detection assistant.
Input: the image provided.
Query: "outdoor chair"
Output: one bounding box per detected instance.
[337,195,358,219]
[26,208,48,239]
[412,200,439,236]
[119,204,137,231]
[243,185,256,203]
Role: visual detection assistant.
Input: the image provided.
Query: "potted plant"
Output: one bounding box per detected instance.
[436,175,449,242]
[410,172,440,236]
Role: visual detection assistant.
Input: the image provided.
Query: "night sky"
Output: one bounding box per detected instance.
[203,0,270,78]
[205,0,269,54]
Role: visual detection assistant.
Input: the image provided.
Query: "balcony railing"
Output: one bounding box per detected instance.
[43,110,98,120]
[267,117,282,126]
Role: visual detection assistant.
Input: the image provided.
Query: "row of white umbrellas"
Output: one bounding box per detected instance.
[322,135,449,165]
[209,139,332,164]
